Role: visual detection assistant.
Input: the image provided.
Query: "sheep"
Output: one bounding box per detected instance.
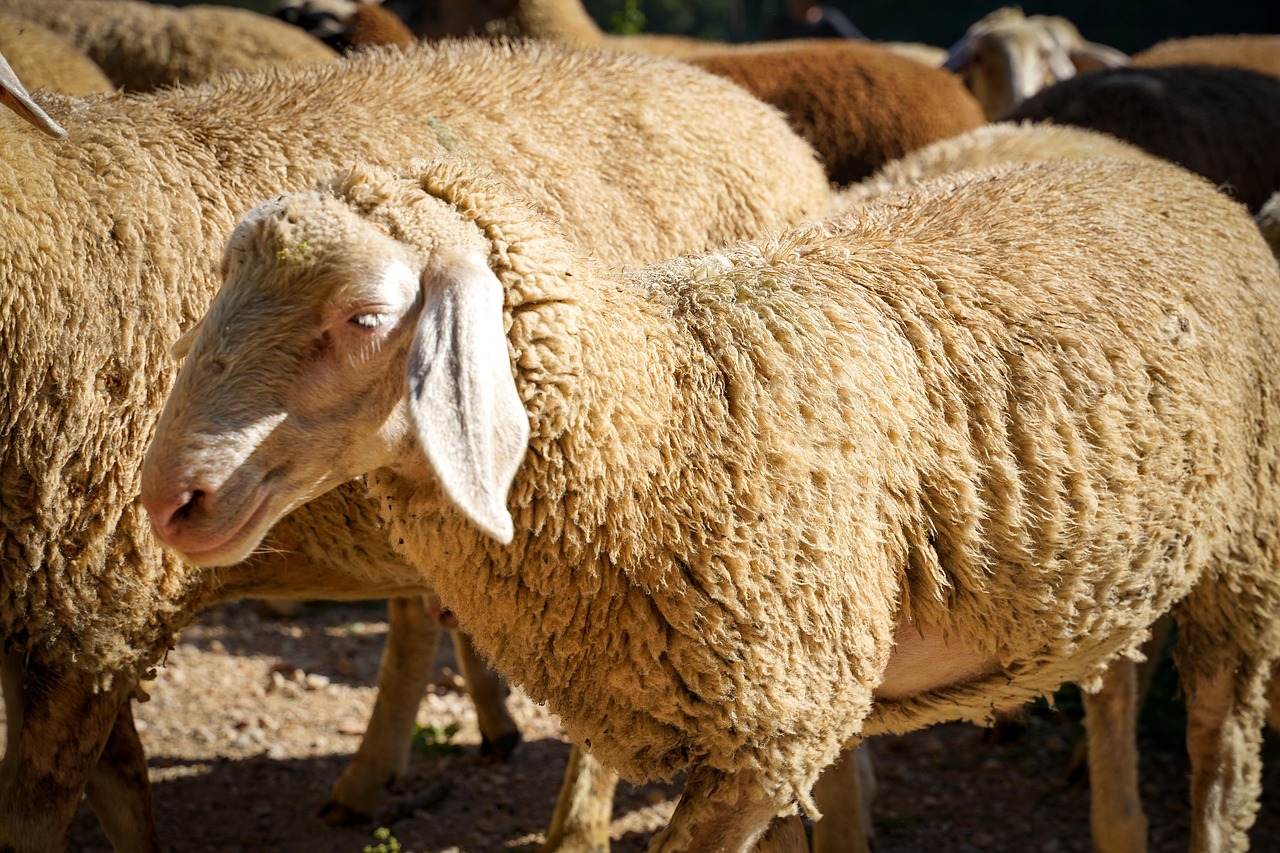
[0,38,830,852]
[998,64,1280,213]
[273,2,986,189]
[275,0,415,53]
[835,120,1163,208]
[0,0,336,90]
[1259,191,1280,260]
[684,40,986,186]
[141,153,1280,852]
[1132,34,1280,79]
[0,12,112,96]
[943,6,1129,119]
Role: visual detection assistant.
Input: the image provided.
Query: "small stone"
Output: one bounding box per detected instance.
[304,673,331,691]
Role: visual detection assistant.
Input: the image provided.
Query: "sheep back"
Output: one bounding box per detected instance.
[0,0,338,90]
[1000,64,1280,212]
[691,39,986,185]
[0,11,112,95]
[1132,34,1280,79]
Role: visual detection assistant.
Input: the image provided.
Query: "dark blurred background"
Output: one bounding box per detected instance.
[577,0,1280,52]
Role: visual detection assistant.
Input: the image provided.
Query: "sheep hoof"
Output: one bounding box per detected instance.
[317,799,373,826]
[480,730,522,763]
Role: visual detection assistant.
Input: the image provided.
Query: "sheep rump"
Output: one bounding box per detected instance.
[144,155,1280,849]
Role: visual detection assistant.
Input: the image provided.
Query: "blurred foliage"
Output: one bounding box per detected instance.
[583,0,1278,52]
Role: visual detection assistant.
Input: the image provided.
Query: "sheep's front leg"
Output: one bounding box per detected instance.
[84,698,160,852]
[1081,660,1146,853]
[810,743,873,853]
[0,654,136,853]
[647,764,791,853]
[321,595,441,824]
[540,746,619,853]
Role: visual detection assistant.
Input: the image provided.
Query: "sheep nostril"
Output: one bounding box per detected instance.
[176,489,204,520]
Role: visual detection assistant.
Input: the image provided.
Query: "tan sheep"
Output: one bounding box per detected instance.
[835,121,1163,208]
[0,40,829,851]
[274,0,985,188]
[0,0,337,90]
[0,12,112,96]
[143,153,1280,852]
[1132,34,1280,79]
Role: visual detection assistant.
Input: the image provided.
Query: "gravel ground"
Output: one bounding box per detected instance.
[15,600,1276,852]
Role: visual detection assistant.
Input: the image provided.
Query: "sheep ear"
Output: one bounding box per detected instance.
[1068,41,1129,73]
[171,316,205,360]
[0,51,66,139]
[407,249,529,544]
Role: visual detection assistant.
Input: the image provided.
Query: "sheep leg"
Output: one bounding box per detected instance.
[810,743,873,853]
[84,699,161,852]
[0,655,135,853]
[540,745,618,853]
[1181,654,1269,853]
[1080,659,1146,853]
[646,764,788,853]
[320,594,441,825]
[447,626,520,760]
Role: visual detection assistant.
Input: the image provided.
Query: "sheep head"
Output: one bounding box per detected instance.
[944,8,1128,119]
[141,165,530,566]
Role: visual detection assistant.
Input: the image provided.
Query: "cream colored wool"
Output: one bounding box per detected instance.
[0,12,112,95]
[0,0,337,90]
[146,155,1280,846]
[836,121,1162,208]
[0,38,828,684]
[1132,34,1280,79]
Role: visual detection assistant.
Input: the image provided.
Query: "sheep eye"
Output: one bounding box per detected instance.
[350,313,387,330]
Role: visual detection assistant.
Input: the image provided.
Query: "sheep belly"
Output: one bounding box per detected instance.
[874,620,1001,701]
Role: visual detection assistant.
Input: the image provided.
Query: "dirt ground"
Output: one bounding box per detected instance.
[36,600,1280,852]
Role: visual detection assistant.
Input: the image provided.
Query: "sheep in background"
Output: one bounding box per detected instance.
[943,6,1128,119]
[1001,64,1280,212]
[1132,34,1280,79]
[0,0,336,90]
[0,39,830,851]
[836,121,1162,208]
[274,2,985,188]
[0,12,112,95]
[276,0,414,53]
[143,153,1280,853]
[686,40,985,185]
[1260,192,1280,260]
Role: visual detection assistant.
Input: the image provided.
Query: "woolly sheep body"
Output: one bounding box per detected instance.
[145,155,1280,849]
[1132,34,1280,79]
[0,0,337,90]
[1001,64,1280,212]
[0,12,112,95]
[836,121,1162,207]
[0,40,828,848]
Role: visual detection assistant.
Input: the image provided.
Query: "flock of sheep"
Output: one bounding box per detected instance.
[1,0,1280,851]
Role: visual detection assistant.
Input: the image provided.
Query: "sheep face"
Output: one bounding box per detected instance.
[141,187,528,565]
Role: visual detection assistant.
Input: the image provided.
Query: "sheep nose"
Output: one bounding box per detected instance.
[142,486,207,547]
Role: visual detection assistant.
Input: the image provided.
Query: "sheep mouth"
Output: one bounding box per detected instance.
[178,487,279,567]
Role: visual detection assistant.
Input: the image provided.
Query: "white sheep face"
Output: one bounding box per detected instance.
[141,188,529,565]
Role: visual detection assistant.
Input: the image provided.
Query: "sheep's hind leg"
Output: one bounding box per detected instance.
[1178,645,1270,853]
[447,621,520,760]
[85,697,160,852]
[811,743,873,853]
[1080,659,1147,853]
[540,746,619,853]
[320,594,441,824]
[647,764,791,853]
